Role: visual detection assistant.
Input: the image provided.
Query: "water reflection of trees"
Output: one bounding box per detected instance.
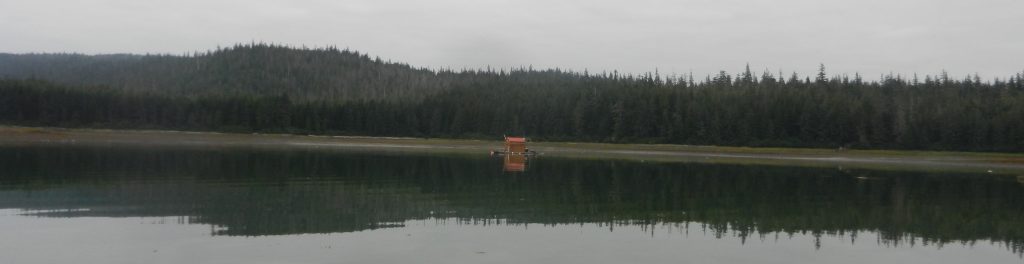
[0,146,1022,254]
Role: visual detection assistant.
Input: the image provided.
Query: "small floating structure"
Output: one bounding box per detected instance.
[490,136,537,156]
[491,136,536,172]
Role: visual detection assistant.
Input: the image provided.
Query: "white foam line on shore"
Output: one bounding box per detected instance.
[285,142,482,150]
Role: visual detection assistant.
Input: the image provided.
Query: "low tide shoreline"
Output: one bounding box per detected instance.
[2,126,1023,175]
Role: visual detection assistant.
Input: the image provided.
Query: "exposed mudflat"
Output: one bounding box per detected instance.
[2,126,1023,174]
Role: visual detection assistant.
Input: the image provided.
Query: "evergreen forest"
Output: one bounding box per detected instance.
[2,44,1023,151]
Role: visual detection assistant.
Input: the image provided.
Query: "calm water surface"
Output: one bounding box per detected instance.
[0,146,1022,263]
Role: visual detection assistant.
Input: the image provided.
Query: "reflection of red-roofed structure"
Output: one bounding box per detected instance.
[504,155,527,172]
[504,136,527,154]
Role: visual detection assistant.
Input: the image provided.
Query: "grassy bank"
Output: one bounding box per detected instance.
[1,126,1023,175]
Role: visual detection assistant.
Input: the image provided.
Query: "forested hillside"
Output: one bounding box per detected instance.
[1,44,1024,151]
[0,44,461,102]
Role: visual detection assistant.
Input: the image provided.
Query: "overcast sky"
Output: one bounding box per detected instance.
[1,0,1022,79]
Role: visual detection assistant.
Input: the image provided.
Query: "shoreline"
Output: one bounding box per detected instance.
[1,126,1023,175]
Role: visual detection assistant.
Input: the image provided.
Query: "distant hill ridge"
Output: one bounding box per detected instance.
[0,44,464,102]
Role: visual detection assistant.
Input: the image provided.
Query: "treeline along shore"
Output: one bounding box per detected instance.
[1,43,1023,152]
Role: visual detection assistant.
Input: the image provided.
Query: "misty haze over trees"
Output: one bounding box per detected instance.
[1,44,1023,151]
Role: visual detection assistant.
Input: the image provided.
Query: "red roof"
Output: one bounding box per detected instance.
[505,137,527,143]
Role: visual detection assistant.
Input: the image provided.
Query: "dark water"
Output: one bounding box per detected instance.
[1,146,1023,263]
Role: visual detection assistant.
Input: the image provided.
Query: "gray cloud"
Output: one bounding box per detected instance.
[1,0,1021,79]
